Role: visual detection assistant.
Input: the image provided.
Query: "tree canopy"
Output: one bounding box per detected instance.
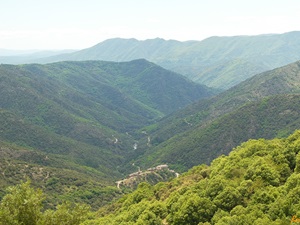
[2,131,300,224]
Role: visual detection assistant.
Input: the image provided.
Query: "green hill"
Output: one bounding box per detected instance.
[0,59,212,206]
[81,130,300,224]
[2,56,300,222]
[34,31,300,89]
[1,58,300,223]
[135,94,300,171]
[3,130,300,224]
[0,59,212,136]
[130,61,300,171]
[0,141,122,210]
[154,60,300,140]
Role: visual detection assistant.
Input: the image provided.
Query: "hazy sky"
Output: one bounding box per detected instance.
[1,0,299,50]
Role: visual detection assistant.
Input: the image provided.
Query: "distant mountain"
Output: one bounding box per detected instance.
[0,59,213,197]
[131,60,300,171]
[33,31,300,89]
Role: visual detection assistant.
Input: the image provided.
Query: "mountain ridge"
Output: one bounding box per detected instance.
[0,59,214,207]
[1,36,300,215]
[131,60,300,171]
[26,31,300,89]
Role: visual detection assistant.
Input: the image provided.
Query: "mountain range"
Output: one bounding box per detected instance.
[2,59,300,181]
[0,59,213,207]
[131,60,300,171]
[2,31,298,90]
[1,31,300,215]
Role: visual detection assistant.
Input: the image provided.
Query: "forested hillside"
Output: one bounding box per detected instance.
[0,141,122,210]
[2,131,300,224]
[1,1,299,224]
[83,130,300,224]
[131,60,300,171]
[1,55,300,225]
[0,59,212,153]
[135,94,300,171]
[0,59,213,206]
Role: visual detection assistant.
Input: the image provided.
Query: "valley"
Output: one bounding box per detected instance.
[1,32,300,224]
[0,59,213,208]
[131,61,300,171]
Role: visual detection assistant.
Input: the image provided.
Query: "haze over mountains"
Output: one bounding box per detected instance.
[1,31,299,90]
[1,31,300,223]
[0,49,77,64]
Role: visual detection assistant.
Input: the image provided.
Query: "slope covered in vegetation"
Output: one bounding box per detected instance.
[0,59,212,174]
[83,130,300,224]
[0,59,213,208]
[146,60,300,143]
[0,141,122,210]
[2,131,300,224]
[133,61,300,171]
[135,94,300,171]
[33,31,300,89]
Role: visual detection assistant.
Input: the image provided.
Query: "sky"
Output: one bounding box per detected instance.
[0,0,300,50]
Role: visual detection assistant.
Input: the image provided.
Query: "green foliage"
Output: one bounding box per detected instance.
[2,38,300,225]
[0,142,122,210]
[168,194,216,225]
[0,59,212,209]
[136,93,300,171]
[123,182,154,207]
[0,180,90,225]
[213,186,241,211]
[0,180,43,225]
[133,58,300,172]
[135,210,163,225]
[39,202,90,225]
[83,130,300,224]
[4,131,300,224]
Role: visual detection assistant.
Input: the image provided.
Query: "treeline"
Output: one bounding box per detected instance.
[2,130,300,224]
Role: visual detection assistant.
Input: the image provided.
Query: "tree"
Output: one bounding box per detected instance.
[168,194,216,225]
[39,202,90,225]
[123,182,154,207]
[213,186,241,211]
[0,180,44,225]
[136,210,163,225]
[244,157,280,186]
[0,180,91,225]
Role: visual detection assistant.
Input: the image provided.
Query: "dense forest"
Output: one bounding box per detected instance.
[1,0,300,223]
[1,130,300,224]
[131,61,300,171]
[1,35,300,224]
[0,59,214,209]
